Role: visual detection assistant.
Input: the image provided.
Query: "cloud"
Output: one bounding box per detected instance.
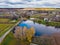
[0,0,60,8]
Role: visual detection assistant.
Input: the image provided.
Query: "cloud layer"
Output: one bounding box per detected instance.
[0,0,60,8]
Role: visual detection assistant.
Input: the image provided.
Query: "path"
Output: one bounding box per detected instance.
[0,21,20,43]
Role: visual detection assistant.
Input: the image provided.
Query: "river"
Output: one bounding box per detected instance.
[18,20,60,36]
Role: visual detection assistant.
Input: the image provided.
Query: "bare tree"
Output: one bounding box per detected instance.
[14,26,35,42]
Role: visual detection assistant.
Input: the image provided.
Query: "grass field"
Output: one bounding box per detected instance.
[0,18,10,22]
[1,32,30,45]
[0,18,19,37]
[0,24,14,37]
[0,32,16,45]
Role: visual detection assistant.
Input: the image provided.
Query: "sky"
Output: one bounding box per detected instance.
[0,0,60,8]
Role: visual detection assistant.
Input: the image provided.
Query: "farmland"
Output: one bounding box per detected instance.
[0,24,14,37]
[0,18,10,23]
[1,32,30,45]
[0,32,16,45]
[0,18,19,37]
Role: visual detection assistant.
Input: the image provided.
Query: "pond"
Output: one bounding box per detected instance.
[18,20,60,36]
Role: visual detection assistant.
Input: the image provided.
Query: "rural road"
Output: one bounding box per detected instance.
[0,21,21,43]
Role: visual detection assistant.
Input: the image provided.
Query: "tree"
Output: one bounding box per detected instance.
[23,26,27,40]
[14,26,35,42]
[26,27,35,42]
[27,16,30,19]
[14,26,23,40]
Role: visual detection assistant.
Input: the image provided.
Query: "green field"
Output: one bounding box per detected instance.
[0,24,14,37]
[1,32,17,45]
[0,18,10,22]
[0,18,19,37]
[0,18,20,45]
[1,32,30,45]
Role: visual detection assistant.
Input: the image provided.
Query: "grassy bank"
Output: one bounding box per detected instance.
[31,14,60,27]
[1,32,30,45]
[34,19,60,27]
[1,32,17,45]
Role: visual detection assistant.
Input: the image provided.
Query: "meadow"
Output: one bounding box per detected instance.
[0,18,18,37]
[0,18,10,23]
[0,24,14,37]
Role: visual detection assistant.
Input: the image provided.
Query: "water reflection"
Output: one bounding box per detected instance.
[18,20,60,36]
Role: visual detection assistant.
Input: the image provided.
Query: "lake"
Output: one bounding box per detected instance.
[18,20,60,36]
